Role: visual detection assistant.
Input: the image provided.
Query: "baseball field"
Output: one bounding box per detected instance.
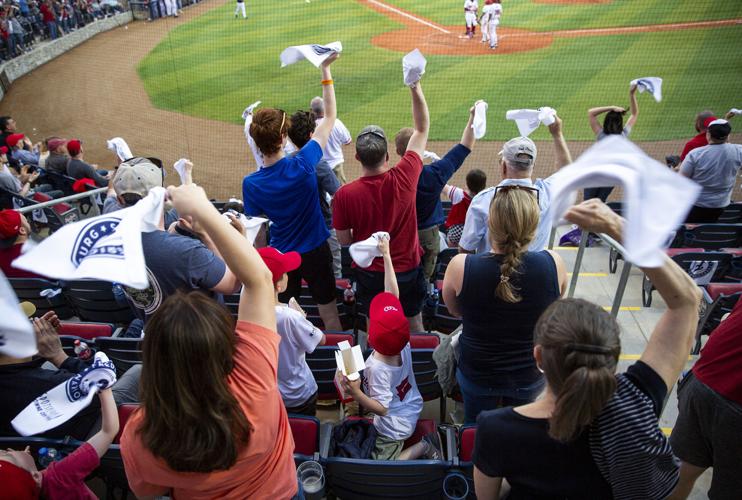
[138,0,742,141]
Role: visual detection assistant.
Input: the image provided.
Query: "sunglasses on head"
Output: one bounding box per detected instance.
[358,129,386,142]
[493,184,540,204]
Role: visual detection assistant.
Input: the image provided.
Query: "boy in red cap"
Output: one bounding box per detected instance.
[258,246,326,415]
[342,235,441,460]
[0,388,119,499]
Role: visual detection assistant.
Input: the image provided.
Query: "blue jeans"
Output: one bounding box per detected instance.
[456,367,545,424]
[46,20,57,39]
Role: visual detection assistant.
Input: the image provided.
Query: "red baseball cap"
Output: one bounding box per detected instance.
[257,247,301,283]
[0,209,22,240]
[0,460,40,499]
[0,146,8,155]
[368,292,409,356]
[6,133,24,148]
[72,178,96,193]
[66,139,81,156]
[702,116,718,129]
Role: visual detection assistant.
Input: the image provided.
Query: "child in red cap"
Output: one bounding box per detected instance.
[257,246,326,415]
[342,235,441,460]
[0,389,119,499]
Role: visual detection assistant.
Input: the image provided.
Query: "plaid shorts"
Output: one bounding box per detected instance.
[446,224,465,247]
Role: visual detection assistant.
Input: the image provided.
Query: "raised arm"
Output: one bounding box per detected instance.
[564,199,701,390]
[404,82,430,158]
[459,101,480,151]
[626,84,639,129]
[548,114,572,169]
[588,106,618,135]
[378,234,399,298]
[311,53,339,149]
[87,389,119,458]
[167,184,276,330]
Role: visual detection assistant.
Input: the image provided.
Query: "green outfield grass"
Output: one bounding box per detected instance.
[138,0,742,141]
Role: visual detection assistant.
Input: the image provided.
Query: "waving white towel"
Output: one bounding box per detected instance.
[423,150,441,161]
[630,77,663,102]
[13,188,167,289]
[728,108,742,116]
[280,41,342,68]
[402,49,426,87]
[472,101,488,139]
[349,231,390,269]
[0,271,35,358]
[106,137,133,162]
[12,352,117,436]
[506,107,556,137]
[544,136,700,267]
[173,159,190,185]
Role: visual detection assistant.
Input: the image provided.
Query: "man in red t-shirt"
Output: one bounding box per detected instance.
[0,209,44,279]
[679,111,716,161]
[669,298,742,499]
[332,81,429,331]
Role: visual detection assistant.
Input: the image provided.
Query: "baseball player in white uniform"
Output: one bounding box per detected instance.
[235,0,246,19]
[479,0,493,43]
[464,0,478,39]
[489,0,503,49]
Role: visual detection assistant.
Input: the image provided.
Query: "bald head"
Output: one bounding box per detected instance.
[310,97,324,118]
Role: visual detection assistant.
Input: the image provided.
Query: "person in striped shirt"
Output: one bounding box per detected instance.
[472,199,701,500]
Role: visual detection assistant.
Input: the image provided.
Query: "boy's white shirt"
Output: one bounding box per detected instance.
[363,344,423,441]
[274,304,323,407]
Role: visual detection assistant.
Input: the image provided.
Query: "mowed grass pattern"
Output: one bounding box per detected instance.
[137,0,742,141]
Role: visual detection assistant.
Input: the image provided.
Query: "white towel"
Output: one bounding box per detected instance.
[505,107,556,137]
[728,108,742,116]
[280,41,342,68]
[173,158,190,185]
[544,136,700,267]
[12,352,117,436]
[106,137,133,162]
[630,77,663,102]
[222,212,268,245]
[242,100,261,120]
[0,271,36,358]
[12,188,167,289]
[423,150,441,161]
[349,231,390,269]
[472,101,488,139]
[402,48,426,87]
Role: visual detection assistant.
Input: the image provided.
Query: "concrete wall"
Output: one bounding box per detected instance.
[0,13,134,100]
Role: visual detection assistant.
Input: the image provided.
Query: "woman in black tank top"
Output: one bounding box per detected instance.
[443,185,566,423]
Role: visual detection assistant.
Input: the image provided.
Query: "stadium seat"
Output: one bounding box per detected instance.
[455,425,477,499]
[323,419,451,500]
[718,202,742,224]
[676,223,742,250]
[642,251,733,307]
[432,248,458,283]
[30,191,79,233]
[288,414,321,463]
[410,333,445,421]
[695,284,742,354]
[63,280,136,324]
[94,337,143,375]
[9,277,74,319]
[59,321,115,340]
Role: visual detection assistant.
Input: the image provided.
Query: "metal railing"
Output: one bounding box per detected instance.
[16,187,107,217]
[550,226,632,317]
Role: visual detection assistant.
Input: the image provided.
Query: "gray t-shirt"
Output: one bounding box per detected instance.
[123,230,226,321]
[45,152,69,174]
[0,168,22,194]
[681,143,742,208]
[67,158,108,187]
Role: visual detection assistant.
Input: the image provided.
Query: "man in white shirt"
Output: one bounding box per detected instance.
[459,114,572,254]
[311,96,352,184]
[464,0,478,39]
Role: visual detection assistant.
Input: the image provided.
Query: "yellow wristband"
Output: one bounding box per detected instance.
[321,79,334,86]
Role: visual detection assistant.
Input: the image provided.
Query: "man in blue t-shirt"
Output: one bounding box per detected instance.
[395,102,480,281]
[242,53,342,331]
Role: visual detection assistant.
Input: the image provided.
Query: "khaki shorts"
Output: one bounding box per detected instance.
[372,434,404,461]
[418,226,440,282]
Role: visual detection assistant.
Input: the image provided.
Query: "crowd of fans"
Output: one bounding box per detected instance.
[1,50,741,500]
[0,0,126,60]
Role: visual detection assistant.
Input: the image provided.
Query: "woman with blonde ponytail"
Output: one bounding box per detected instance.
[443,186,567,424]
[473,200,702,500]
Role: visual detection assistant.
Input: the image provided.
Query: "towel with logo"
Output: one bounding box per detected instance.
[12,352,117,436]
[12,188,167,288]
[630,77,663,102]
[280,41,342,68]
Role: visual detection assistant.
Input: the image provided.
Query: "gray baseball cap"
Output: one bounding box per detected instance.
[114,157,163,198]
[500,136,537,168]
[357,125,387,144]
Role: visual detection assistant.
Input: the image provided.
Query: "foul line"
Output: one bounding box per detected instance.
[366,0,451,34]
